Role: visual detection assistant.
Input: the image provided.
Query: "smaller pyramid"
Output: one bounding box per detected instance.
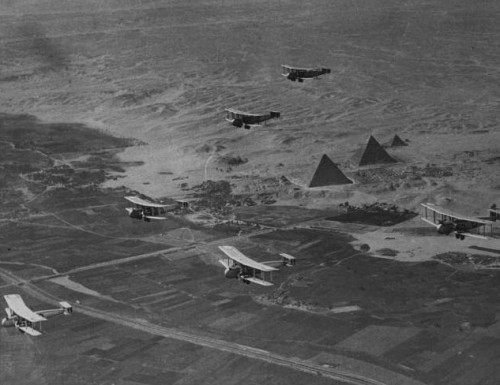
[358,135,397,166]
[309,155,353,187]
[389,134,408,147]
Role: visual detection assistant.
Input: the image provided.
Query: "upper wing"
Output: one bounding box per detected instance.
[225,108,259,117]
[281,64,313,72]
[4,294,47,323]
[421,203,491,225]
[218,246,278,272]
[124,196,169,208]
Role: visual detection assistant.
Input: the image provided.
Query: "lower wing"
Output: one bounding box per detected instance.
[243,277,273,286]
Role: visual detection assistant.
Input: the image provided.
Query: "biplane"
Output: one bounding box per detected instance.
[225,108,280,129]
[281,64,331,82]
[1,294,72,336]
[421,203,494,240]
[218,245,296,286]
[125,196,171,222]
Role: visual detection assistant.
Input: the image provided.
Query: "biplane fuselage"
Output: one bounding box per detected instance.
[225,108,280,129]
[281,65,331,82]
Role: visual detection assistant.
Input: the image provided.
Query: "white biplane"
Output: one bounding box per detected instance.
[225,108,280,129]
[218,245,296,286]
[125,196,171,222]
[421,203,494,240]
[1,294,72,336]
[281,64,331,82]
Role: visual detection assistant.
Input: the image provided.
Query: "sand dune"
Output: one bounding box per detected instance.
[0,0,499,209]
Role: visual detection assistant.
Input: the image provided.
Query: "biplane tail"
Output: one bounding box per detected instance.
[270,111,281,119]
[59,301,72,315]
[279,253,296,267]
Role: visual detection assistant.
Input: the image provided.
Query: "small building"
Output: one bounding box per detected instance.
[176,200,190,209]
[489,208,500,221]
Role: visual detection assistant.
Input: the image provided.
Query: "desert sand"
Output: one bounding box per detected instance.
[1,1,499,255]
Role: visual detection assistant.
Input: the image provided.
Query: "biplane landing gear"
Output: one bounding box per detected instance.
[244,125,250,129]
[298,78,304,83]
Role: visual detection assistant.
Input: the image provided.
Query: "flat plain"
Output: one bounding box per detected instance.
[1,1,500,385]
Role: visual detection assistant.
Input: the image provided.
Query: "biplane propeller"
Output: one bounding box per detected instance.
[218,246,296,286]
[2,294,72,336]
[437,220,467,239]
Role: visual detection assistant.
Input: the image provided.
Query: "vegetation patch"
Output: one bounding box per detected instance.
[376,248,399,257]
[0,113,137,217]
[218,154,248,166]
[434,252,500,269]
[328,202,417,226]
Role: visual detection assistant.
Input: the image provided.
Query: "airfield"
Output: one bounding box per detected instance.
[2,1,500,385]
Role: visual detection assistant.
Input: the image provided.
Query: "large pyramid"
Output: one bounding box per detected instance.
[357,135,397,166]
[309,154,353,187]
[389,134,408,147]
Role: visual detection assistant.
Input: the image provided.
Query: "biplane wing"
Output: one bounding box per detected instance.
[218,246,278,272]
[225,108,280,129]
[18,325,43,336]
[281,64,314,72]
[281,64,331,81]
[225,108,259,117]
[125,196,169,221]
[421,203,493,239]
[4,294,47,323]
[142,215,167,221]
[124,196,169,208]
[244,277,274,287]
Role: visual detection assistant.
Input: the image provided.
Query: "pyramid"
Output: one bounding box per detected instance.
[389,134,408,147]
[309,155,353,187]
[357,135,397,166]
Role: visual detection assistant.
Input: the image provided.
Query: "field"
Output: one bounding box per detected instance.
[1,1,500,385]
[3,201,500,384]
